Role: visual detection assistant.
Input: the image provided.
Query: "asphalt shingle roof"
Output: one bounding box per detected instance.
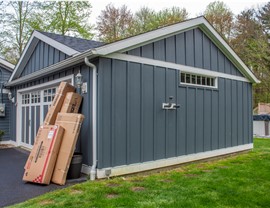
[39,31,104,53]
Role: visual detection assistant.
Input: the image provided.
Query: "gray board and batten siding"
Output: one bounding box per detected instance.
[97,28,252,169]
[21,40,70,77]
[0,65,12,141]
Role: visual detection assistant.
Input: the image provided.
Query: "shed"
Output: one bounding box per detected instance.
[253,114,270,137]
[6,17,259,179]
[0,58,14,142]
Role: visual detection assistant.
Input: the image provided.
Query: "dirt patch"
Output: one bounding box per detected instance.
[184,174,198,178]
[107,183,120,187]
[106,194,118,199]
[131,186,145,192]
[70,189,83,195]
[39,200,54,206]
[161,179,173,183]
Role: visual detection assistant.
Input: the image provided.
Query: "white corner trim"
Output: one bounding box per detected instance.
[0,58,14,70]
[0,140,18,146]
[97,143,253,178]
[105,53,250,83]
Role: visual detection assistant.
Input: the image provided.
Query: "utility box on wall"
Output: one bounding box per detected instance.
[0,103,5,117]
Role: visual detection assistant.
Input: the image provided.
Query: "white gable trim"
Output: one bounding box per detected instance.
[0,58,14,71]
[105,53,250,83]
[92,17,259,83]
[8,31,80,82]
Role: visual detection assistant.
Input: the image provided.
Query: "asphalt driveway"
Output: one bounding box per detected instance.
[0,147,86,207]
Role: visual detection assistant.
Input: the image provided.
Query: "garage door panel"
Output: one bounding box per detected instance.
[36,106,40,135]
[25,107,29,145]
[31,106,35,145]
[21,107,25,143]
[43,105,49,120]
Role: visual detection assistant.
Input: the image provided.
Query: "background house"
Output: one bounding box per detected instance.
[0,58,14,141]
[253,103,270,137]
[5,17,259,179]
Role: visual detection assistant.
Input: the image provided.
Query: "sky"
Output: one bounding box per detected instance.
[90,0,267,24]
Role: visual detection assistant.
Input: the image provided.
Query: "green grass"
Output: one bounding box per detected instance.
[11,138,270,208]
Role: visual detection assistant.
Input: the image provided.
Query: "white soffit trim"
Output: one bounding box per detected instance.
[0,58,14,71]
[8,31,79,82]
[105,53,250,83]
[97,143,253,178]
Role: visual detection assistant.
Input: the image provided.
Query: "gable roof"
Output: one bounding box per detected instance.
[38,31,104,52]
[8,30,103,82]
[7,16,259,86]
[0,57,14,72]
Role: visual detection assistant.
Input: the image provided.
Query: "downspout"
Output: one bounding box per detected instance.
[84,57,97,181]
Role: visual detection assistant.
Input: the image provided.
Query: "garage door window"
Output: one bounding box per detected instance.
[44,87,56,103]
[22,93,30,104]
[31,91,40,103]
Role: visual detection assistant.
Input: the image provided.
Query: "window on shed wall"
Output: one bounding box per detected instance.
[180,72,217,88]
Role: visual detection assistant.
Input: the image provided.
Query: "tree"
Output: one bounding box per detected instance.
[0,1,36,63]
[258,2,270,36]
[96,4,134,43]
[232,8,270,106]
[32,1,93,39]
[133,7,188,35]
[204,1,234,40]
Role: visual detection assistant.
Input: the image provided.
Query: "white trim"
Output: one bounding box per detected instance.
[17,74,74,93]
[93,17,258,83]
[9,31,79,82]
[0,58,14,71]
[97,143,253,178]
[34,31,79,56]
[105,53,250,83]
[0,140,17,146]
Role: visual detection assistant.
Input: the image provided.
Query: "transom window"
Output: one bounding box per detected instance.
[31,91,41,103]
[22,93,30,104]
[43,87,56,103]
[180,72,217,88]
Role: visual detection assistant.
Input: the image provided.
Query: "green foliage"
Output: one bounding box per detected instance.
[204,1,234,40]
[11,139,270,208]
[96,5,188,43]
[32,1,94,39]
[0,130,4,141]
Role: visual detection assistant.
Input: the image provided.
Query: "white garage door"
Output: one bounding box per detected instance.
[17,76,74,149]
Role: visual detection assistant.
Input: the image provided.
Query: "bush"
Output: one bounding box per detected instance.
[0,130,4,141]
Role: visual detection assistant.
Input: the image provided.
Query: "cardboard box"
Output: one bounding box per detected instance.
[44,82,75,125]
[51,113,85,185]
[60,92,82,113]
[23,125,64,185]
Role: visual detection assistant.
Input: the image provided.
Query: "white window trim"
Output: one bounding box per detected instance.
[16,75,74,148]
[105,53,250,83]
[180,72,218,89]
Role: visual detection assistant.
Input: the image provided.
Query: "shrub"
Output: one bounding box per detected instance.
[0,130,4,142]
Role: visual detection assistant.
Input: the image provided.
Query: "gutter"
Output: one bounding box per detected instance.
[5,50,97,87]
[84,56,98,181]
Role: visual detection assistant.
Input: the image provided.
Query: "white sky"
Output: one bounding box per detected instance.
[90,0,267,24]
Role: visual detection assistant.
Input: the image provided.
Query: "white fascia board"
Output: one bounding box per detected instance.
[8,31,80,83]
[97,143,253,178]
[94,18,203,55]
[0,58,14,71]
[199,19,260,84]
[34,31,79,56]
[93,17,259,84]
[105,53,250,83]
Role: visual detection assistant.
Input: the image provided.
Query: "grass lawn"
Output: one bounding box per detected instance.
[11,138,270,208]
